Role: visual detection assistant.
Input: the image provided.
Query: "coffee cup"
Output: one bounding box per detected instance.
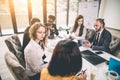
[90,67,97,80]
[107,70,119,80]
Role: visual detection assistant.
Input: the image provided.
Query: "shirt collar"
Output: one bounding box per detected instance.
[98,28,104,35]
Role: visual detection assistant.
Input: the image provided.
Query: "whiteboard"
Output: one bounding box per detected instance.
[78,1,99,29]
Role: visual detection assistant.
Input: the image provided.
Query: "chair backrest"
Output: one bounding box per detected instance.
[109,36,120,53]
[5,34,25,67]
[5,34,21,56]
[85,28,95,40]
[4,51,29,80]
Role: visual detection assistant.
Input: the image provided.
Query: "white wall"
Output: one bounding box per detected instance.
[99,0,120,30]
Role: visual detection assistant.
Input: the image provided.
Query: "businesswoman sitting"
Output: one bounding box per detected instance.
[69,15,86,45]
[40,40,86,80]
[24,22,48,80]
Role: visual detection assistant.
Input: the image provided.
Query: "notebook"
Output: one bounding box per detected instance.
[81,50,107,65]
[108,57,120,75]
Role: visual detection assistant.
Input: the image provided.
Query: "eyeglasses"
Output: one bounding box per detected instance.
[94,25,99,27]
[37,31,46,34]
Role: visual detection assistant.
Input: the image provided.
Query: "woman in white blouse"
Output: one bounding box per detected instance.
[69,15,86,44]
[24,22,48,80]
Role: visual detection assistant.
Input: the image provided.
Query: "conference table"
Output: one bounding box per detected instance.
[46,36,120,80]
[79,46,112,80]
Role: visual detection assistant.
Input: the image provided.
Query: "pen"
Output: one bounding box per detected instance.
[76,69,87,76]
[82,69,87,74]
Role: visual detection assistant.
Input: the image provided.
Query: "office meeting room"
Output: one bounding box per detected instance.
[0,0,120,80]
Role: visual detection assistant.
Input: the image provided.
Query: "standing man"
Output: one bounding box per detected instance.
[45,15,59,39]
[83,18,112,53]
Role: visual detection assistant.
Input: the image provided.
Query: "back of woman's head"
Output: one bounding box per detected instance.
[48,39,82,76]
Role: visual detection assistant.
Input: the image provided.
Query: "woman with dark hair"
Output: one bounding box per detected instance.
[40,40,86,80]
[69,15,86,43]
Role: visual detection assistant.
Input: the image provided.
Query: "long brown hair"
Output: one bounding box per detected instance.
[72,15,84,36]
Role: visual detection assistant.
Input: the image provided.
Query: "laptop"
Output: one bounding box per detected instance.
[81,50,107,65]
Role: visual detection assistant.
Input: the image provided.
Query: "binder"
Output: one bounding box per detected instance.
[108,57,120,75]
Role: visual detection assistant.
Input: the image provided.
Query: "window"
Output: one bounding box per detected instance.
[1,0,94,35]
[31,0,43,23]
[69,0,79,27]
[47,0,55,19]
[56,0,67,28]
[0,0,14,35]
[13,0,29,32]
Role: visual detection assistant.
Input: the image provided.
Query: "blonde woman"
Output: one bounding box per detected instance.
[24,22,48,80]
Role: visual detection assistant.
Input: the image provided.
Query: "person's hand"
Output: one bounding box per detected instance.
[69,35,74,40]
[78,72,87,80]
[51,27,55,31]
[47,25,52,29]
[48,25,54,31]
[83,41,92,48]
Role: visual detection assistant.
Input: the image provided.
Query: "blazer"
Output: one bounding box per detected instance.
[50,24,59,36]
[24,39,47,76]
[89,29,112,53]
[22,26,30,53]
[45,23,59,39]
[40,68,86,80]
[20,26,31,61]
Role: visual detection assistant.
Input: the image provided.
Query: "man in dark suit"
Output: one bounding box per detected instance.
[45,15,59,39]
[83,18,112,53]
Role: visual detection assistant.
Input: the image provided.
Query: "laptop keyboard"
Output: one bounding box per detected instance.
[81,50,107,65]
